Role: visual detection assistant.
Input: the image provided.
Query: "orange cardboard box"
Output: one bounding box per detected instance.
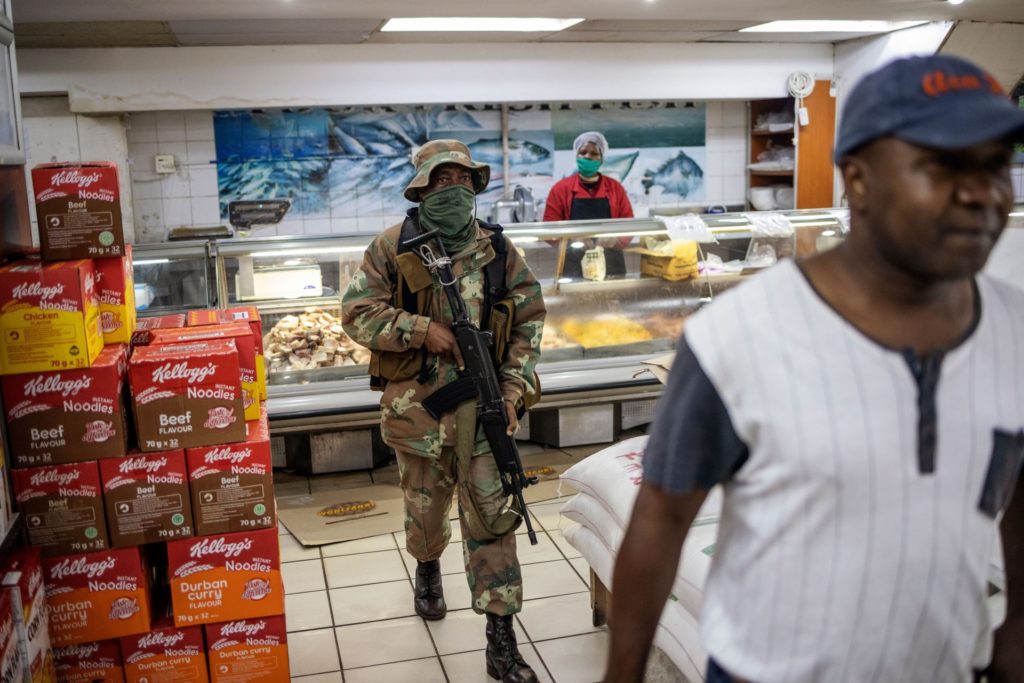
[53,640,125,683]
[43,548,151,647]
[205,616,288,683]
[94,246,136,345]
[188,308,265,400]
[1,548,57,683]
[166,528,283,627]
[121,618,208,683]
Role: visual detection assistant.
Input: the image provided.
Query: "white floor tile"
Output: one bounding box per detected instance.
[324,549,408,589]
[309,471,373,493]
[320,533,396,558]
[282,559,327,594]
[285,590,334,632]
[440,571,473,612]
[291,672,343,683]
[521,560,589,600]
[570,559,592,588]
[517,592,602,642]
[534,631,610,683]
[335,616,436,669]
[287,628,340,677]
[516,531,564,566]
[344,657,446,683]
[280,532,321,563]
[442,643,553,683]
[530,501,568,533]
[425,608,528,656]
[328,579,415,625]
[550,528,583,560]
[399,540,465,577]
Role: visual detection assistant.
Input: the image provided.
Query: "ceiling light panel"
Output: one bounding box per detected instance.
[740,20,928,33]
[381,17,585,32]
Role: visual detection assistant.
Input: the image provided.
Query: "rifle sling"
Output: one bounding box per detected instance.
[454,399,522,541]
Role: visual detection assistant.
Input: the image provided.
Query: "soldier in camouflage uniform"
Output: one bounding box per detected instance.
[342,140,545,683]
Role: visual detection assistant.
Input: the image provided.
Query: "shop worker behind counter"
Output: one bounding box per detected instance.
[605,55,1024,683]
[341,140,546,683]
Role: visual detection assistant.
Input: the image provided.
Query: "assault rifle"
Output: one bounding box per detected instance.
[402,228,539,545]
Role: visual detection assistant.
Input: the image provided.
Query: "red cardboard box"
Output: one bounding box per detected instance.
[53,640,125,683]
[0,591,27,683]
[128,339,245,452]
[188,308,265,400]
[121,619,208,683]
[100,450,194,547]
[1,547,56,683]
[2,344,128,468]
[43,548,151,647]
[131,314,187,349]
[0,260,103,375]
[31,162,125,261]
[12,461,109,557]
[95,247,136,345]
[205,616,289,683]
[166,528,283,627]
[186,412,274,536]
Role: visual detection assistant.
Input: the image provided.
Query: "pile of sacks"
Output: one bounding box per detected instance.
[559,436,721,682]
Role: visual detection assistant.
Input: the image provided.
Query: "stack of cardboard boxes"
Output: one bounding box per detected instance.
[0,163,289,683]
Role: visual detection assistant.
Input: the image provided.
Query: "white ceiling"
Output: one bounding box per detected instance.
[10,0,1024,48]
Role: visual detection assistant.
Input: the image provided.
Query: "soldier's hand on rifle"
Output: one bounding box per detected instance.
[424,320,465,370]
[504,399,519,436]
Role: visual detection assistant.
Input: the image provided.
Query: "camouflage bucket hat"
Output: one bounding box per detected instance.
[403,139,490,202]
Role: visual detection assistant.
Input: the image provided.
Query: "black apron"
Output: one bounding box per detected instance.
[564,192,627,279]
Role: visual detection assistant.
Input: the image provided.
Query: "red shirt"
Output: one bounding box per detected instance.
[543,174,634,222]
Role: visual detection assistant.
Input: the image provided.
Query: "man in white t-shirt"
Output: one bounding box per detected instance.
[603,55,1024,683]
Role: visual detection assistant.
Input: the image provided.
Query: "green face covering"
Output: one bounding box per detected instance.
[420,185,477,253]
[576,157,602,177]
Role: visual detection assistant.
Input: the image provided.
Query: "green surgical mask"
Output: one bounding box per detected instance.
[576,157,602,177]
[420,184,477,253]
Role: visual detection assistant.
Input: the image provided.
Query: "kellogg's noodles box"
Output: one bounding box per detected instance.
[43,548,151,647]
[128,340,245,452]
[31,162,125,262]
[0,260,103,375]
[94,247,136,345]
[100,450,194,547]
[0,591,27,683]
[12,461,109,557]
[205,616,288,683]
[188,308,265,400]
[1,548,56,683]
[2,345,129,468]
[53,640,125,683]
[166,528,283,627]
[120,619,208,683]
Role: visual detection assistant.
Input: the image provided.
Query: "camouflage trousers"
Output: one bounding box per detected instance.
[395,446,523,616]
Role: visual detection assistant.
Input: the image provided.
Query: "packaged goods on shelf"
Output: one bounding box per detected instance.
[0,590,27,683]
[205,615,289,683]
[187,411,274,536]
[128,340,245,451]
[12,461,110,557]
[2,344,129,468]
[43,547,151,647]
[31,162,125,262]
[188,307,266,400]
[0,260,103,375]
[94,247,136,345]
[167,527,283,627]
[53,640,125,683]
[120,619,208,683]
[99,450,194,547]
[136,323,259,422]
[1,548,56,683]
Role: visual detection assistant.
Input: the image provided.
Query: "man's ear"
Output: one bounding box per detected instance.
[840,157,869,210]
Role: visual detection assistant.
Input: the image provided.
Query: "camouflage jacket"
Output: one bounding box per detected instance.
[342,220,546,458]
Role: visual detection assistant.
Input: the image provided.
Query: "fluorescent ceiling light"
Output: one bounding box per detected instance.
[250,246,366,258]
[740,20,928,33]
[381,17,584,32]
[134,258,170,266]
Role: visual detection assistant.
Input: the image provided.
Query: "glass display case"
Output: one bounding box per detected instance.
[133,240,217,315]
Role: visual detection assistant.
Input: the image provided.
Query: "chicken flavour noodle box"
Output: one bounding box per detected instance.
[31,162,125,261]
[12,461,109,557]
[120,620,208,683]
[0,260,103,375]
[100,450,194,547]
[205,616,288,683]
[53,640,125,683]
[43,548,151,647]
[1,548,56,683]
[167,528,283,627]
[2,344,128,468]
[128,340,245,452]
[0,591,27,683]
[94,247,136,345]
[188,307,265,400]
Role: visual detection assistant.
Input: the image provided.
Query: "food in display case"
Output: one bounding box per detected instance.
[561,317,653,348]
[263,307,369,373]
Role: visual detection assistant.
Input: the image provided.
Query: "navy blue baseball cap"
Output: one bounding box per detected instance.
[834,54,1024,161]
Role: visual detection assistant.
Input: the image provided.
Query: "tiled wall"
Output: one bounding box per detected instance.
[703,101,749,209]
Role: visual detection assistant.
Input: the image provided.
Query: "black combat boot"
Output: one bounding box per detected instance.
[485,613,538,683]
[413,560,446,620]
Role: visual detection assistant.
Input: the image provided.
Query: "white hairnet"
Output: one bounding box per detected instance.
[573,131,608,157]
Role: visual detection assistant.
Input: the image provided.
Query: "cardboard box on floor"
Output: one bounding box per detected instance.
[1,548,56,683]
[52,640,125,683]
[120,618,208,683]
[205,616,289,683]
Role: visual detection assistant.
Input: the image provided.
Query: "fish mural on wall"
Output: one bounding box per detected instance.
[641,151,704,198]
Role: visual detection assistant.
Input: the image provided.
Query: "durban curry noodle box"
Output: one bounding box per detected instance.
[94,246,136,345]
[100,449,195,547]
[1,548,56,683]
[43,547,151,647]
[53,640,125,683]
[205,615,289,683]
[120,618,208,683]
[0,260,103,376]
[31,162,125,262]
[188,307,266,401]
[167,527,283,627]
[128,339,245,452]
[12,461,110,557]
[2,344,128,469]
